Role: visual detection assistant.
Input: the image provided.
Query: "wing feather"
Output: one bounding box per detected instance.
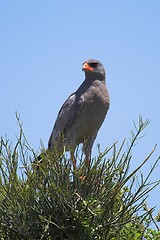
[48,92,84,149]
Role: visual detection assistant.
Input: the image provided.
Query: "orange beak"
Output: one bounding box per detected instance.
[82,62,94,72]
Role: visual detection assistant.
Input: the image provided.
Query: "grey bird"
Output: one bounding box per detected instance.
[48,59,110,166]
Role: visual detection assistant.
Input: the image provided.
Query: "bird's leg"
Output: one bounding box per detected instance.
[85,153,91,168]
[84,135,96,168]
[71,151,76,169]
[83,144,91,168]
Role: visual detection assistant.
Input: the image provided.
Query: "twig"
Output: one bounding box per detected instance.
[75,192,97,217]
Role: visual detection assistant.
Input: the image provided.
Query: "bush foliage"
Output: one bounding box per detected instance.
[0,116,160,239]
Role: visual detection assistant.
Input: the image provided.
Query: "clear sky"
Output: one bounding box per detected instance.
[0,1,160,220]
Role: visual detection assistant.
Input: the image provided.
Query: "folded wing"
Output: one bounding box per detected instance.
[48,92,84,149]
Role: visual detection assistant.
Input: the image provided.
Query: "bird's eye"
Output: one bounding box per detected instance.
[90,62,98,68]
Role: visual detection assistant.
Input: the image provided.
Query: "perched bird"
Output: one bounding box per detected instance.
[47,59,110,166]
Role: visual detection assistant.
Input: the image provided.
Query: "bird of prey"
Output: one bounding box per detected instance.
[48,59,110,166]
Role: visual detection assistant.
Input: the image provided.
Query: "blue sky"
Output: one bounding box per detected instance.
[0,1,160,220]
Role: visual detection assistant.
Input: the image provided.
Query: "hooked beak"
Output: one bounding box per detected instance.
[82,62,94,72]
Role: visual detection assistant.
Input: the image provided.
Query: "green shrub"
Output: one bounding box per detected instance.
[0,116,159,239]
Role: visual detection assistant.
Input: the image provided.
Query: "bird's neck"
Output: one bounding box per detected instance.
[85,72,105,83]
[76,77,106,95]
[85,76,106,85]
